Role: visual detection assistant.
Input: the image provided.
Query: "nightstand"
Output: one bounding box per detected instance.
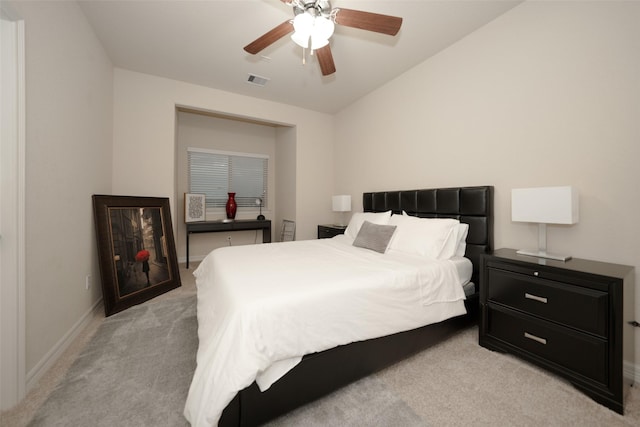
[479,248,635,414]
[317,224,346,239]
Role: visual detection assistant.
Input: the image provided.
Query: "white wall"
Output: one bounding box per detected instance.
[112,69,334,242]
[7,0,113,378]
[334,1,640,364]
[175,111,278,261]
[3,2,332,394]
[275,126,297,239]
[11,0,639,404]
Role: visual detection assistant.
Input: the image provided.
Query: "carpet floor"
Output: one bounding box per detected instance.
[28,295,196,427]
[12,271,640,426]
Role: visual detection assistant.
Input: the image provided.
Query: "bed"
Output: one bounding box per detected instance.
[184,186,493,427]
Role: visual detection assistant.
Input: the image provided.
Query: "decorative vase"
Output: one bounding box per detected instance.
[226,192,237,220]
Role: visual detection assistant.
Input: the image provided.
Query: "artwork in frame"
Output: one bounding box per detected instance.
[92,195,181,316]
[185,193,206,222]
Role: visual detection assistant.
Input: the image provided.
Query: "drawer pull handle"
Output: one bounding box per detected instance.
[525,293,548,304]
[524,332,547,345]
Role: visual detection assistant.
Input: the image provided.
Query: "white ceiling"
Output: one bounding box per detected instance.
[78,0,523,114]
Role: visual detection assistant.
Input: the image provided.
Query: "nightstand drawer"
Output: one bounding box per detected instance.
[318,228,337,239]
[318,225,346,239]
[487,307,608,385]
[487,268,608,337]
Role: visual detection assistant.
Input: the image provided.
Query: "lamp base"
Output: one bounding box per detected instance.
[257,214,265,220]
[516,249,572,262]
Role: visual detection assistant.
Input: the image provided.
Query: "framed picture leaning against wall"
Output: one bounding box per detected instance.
[92,195,181,316]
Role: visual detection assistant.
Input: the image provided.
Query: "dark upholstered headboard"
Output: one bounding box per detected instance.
[363,186,493,287]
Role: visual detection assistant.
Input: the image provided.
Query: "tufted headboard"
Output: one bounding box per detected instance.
[363,186,494,288]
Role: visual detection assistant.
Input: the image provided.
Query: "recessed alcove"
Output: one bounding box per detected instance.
[175,106,296,264]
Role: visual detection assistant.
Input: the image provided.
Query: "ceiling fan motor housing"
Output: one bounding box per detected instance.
[293,0,332,19]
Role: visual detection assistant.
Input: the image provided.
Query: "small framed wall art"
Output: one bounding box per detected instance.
[185,193,206,222]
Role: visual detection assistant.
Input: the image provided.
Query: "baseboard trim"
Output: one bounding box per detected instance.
[25,298,103,392]
[178,255,206,265]
[624,360,639,384]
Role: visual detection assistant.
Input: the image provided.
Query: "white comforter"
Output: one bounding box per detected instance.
[183,236,468,426]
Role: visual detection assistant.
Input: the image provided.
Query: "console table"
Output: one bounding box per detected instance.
[186,220,271,268]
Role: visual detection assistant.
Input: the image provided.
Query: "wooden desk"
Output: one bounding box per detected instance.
[186,220,271,268]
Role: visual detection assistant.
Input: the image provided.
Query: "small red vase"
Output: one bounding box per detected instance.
[226,192,237,219]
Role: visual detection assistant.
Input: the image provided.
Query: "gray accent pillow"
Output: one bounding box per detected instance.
[352,220,397,254]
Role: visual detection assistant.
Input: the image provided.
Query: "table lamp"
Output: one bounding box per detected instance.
[332,195,351,227]
[255,198,265,220]
[511,186,579,261]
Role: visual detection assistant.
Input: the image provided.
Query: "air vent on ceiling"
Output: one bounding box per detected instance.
[247,74,269,87]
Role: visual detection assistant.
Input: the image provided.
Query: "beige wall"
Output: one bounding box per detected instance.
[112,68,334,243]
[334,1,640,365]
[175,111,278,262]
[11,0,640,396]
[8,1,113,376]
[275,126,297,238]
[9,3,333,388]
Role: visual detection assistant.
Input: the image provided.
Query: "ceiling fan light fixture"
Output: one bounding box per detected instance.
[292,13,334,50]
[291,32,310,48]
[313,16,334,40]
[291,12,314,48]
[309,16,333,50]
[310,36,329,50]
[293,11,314,29]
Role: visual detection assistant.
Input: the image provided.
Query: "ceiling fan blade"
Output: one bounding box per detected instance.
[334,8,402,36]
[315,45,336,76]
[244,20,294,54]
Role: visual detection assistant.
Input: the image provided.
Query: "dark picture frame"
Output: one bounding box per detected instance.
[92,195,181,316]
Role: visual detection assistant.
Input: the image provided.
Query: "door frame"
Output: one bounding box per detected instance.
[0,6,26,411]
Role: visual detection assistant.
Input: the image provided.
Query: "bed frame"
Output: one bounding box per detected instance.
[219,186,493,427]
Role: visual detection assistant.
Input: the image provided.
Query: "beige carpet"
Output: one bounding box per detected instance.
[0,263,198,427]
[376,328,640,426]
[3,262,639,426]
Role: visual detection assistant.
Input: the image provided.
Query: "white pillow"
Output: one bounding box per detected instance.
[388,215,460,259]
[344,211,392,241]
[455,223,469,257]
[440,222,470,259]
[401,212,469,258]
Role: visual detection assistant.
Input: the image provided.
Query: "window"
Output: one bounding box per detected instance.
[188,148,268,209]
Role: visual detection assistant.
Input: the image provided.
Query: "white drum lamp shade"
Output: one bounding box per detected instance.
[332,195,351,212]
[511,186,579,261]
[332,195,351,226]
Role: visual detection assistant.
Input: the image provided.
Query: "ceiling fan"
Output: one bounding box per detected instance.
[244,0,403,76]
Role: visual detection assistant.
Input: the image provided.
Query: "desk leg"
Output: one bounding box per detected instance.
[263,226,271,243]
[186,232,190,269]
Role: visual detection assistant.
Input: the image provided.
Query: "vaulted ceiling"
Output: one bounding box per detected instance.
[79,0,522,114]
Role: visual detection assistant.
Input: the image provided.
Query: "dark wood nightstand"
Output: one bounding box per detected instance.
[317,224,346,239]
[479,248,635,414]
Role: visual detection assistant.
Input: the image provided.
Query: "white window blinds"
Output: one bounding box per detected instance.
[188,148,268,209]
